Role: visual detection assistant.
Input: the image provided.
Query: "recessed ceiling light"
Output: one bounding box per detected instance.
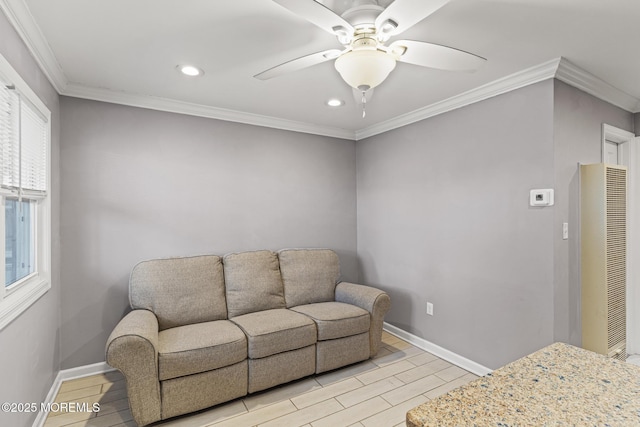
[177,65,203,77]
[326,98,344,107]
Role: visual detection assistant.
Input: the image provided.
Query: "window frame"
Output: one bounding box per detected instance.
[0,52,51,331]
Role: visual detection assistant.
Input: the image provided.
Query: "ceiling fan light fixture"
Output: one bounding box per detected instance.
[334,49,396,91]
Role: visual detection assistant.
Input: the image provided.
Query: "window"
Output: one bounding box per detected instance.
[6,198,36,286]
[0,52,51,331]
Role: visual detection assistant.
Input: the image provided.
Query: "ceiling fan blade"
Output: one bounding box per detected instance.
[272,0,354,37]
[391,40,485,72]
[375,0,449,36]
[254,49,343,80]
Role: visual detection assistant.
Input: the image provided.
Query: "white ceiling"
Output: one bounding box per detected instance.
[6,0,640,138]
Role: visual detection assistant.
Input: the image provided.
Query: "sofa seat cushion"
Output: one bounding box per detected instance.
[158,320,247,381]
[230,309,317,359]
[291,302,370,341]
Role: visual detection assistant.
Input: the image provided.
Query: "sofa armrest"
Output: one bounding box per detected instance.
[105,309,162,426]
[335,282,391,357]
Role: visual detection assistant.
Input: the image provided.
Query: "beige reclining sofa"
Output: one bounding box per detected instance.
[106,248,391,426]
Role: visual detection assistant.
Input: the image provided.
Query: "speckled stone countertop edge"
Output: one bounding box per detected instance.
[406,342,640,427]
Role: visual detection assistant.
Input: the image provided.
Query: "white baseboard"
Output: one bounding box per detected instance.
[32,362,115,427]
[383,322,493,377]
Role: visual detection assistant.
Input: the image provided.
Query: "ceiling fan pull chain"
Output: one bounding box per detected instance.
[362,91,367,118]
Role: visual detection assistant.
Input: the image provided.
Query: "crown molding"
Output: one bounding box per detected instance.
[64,83,356,140]
[0,0,67,93]
[555,58,640,114]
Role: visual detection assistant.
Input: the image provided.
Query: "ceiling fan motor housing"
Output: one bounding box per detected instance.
[341,2,384,30]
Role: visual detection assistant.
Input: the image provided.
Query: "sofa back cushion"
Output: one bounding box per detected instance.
[279,249,340,308]
[129,255,227,330]
[223,250,286,318]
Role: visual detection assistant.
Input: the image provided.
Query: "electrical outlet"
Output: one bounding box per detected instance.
[426,302,434,316]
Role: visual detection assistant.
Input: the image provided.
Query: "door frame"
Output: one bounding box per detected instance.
[603,123,635,165]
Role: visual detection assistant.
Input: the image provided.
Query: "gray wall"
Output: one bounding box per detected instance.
[357,80,556,369]
[0,9,61,427]
[59,97,357,368]
[635,112,640,136]
[552,80,634,346]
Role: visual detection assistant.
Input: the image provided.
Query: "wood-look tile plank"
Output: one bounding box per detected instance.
[372,347,424,367]
[82,409,133,426]
[43,410,94,427]
[336,377,405,408]
[381,374,446,406]
[154,400,247,427]
[381,332,401,345]
[360,395,426,427]
[58,371,123,394]
[356,360,415,385]
[371,347,393,361]
[434,365,468,382]
[384,340,413,352]
[316,361,378,387]
[258,398,343,427]
[394,358,452,384]
[311,397,390,427]
[208,400,296,427]
[291,377,363,409]
[406,352,438,367]
[93,389,129,406]
[101,379,126,394]
[54,385,103,403]
[244,378,321,411]
[94,398,130,417]
[423,373,479,400]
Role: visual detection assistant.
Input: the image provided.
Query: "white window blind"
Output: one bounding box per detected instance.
[0,84,19,191]
[20,98,47,193]
[0,83,47,195]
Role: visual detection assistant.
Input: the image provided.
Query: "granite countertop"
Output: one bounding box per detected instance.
[406,342,640,426]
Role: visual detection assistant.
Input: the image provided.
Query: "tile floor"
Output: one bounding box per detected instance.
[43,332,479,427]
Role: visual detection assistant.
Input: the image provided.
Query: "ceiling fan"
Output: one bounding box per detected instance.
[255,0,486,115]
